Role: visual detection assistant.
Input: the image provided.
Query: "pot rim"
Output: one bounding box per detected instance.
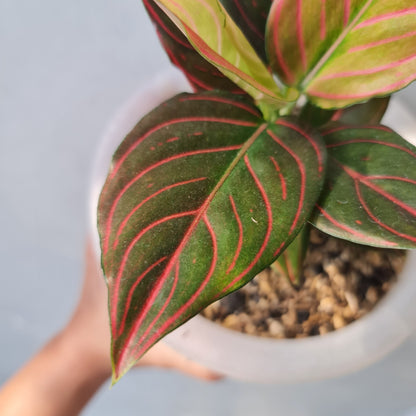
[89,68,416,383]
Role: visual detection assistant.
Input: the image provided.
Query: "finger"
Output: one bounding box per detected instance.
[137,343,223,381]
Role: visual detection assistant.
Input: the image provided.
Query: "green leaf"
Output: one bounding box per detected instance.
[300,97,390,128]
[331,97,390,124]
[266,0,416,108]
[310,124,416,248]
[153,0,297,112]
[271,224,310,287]
[300,102,335,128]
[143,0,244,93]
[98,92,326,381]
[220,0,272,63]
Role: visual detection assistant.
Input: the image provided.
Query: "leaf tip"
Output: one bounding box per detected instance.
[111,358,132,385]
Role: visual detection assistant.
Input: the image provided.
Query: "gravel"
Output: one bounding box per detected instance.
[201,229,406,338]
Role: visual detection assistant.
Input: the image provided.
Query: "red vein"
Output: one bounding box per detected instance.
[110,210,197,331]
[165,0,198,32]
[178,95,261,116]
[104,144,243,254]
[348,30,416,53]
[163,41,227,92]
[270,157,287,200]
[326,139,416,158]
[184,23,282,100]
[355,7,416,30]
[296,0,307,71]
[235,0,264,39]
[363,178,416,216]
[226,195,243,274]
[331,109,343,121]
[271,0,295,84]
[274,241,286,258]
[117,256,168,337]
[117,260,181,375]
[320,0,326,40]
[276,119,324,172]
[344,0,351,26]
[113,177,207,248]
[144,0,192,49]
[110,117,255,181]
[268,130,306,235]
[315,204,398,246]
[114,123,268,366]
[293,73,416,100]
[220,154,273,294]
[300,0,374,88]
[166,136,179,143]
[354,182,416,243]
[322,125,392,135]
[368,175,416,185]
[339,163,416,217]
[130,213,218,365]
[319,53,416,80]
[165,46,215,91]
[197,0,222,52]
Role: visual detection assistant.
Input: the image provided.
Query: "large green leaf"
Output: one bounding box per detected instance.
[266,0,416,108]
[153,0,297,113]
[98,92,326,381]
[310,124,416,248]
[143,0,243,93]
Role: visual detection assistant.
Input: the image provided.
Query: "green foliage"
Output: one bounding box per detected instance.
[97,0,416,380]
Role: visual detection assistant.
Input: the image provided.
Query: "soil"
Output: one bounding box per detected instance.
[201,229,407,339]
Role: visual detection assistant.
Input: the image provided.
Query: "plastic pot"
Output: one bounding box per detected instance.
[89,69,416,383]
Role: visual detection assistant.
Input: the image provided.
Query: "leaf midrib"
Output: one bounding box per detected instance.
[119,121,268,354]
[167,122,268,269]
[299,0,375,90]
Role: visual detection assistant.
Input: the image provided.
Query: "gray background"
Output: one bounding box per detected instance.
[1,1,416,415]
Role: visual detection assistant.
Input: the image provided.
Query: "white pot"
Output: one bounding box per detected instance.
[89,69,416,383]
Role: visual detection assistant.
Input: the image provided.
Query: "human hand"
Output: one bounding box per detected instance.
[63,239,222,382]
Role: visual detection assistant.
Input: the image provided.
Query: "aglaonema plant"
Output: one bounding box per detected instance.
[98,0,416,382]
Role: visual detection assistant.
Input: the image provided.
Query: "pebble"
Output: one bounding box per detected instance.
[318,297,335,313]
[366,287,379,304]
[267,319,285,337]
[323,261,338,277]
[222,314,242,331]
[344,291,359,314]
[319,323,332,335]
[342,305,354,319]
[333,313,346,329]
[202,229,405,339]
[333,273,347,290]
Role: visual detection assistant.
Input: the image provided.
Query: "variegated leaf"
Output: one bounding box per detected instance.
[98,92,326,381]
[310,124,416,248]
[153,0,297,113]
[266,0,416,108]
[143,0,243,93]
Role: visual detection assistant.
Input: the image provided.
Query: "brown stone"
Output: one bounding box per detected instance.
[201,229,405,339]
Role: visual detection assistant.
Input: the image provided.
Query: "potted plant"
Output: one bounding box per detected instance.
[95,0,416,383]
